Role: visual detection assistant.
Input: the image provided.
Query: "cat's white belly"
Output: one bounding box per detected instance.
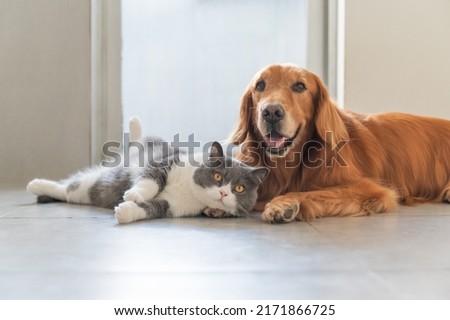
[155,164,205,217]
[156,185,205,217]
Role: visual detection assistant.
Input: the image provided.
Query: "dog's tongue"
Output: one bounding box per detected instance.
[265,133,286,149]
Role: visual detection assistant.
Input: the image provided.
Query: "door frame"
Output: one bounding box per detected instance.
[308,0,345,106]
[90,0,122,164]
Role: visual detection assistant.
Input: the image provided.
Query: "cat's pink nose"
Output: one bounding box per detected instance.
[220,190,228,198]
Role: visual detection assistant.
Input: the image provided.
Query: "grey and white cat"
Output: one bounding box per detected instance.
[27,118,269,224]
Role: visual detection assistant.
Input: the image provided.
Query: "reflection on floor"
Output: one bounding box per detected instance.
[1,187,450,299]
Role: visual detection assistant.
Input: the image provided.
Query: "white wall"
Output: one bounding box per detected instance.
[0,0,91,185]
[345,0,450,119]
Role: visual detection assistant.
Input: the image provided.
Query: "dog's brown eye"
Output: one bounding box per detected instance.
[292,82,306,93]
[255,80,266,92]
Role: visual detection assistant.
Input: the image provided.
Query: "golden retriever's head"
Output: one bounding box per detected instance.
[231,64,348,157]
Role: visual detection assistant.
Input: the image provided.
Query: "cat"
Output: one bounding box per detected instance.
[26,118,269,224]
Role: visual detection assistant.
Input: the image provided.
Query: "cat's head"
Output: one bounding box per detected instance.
[192,142,269,215]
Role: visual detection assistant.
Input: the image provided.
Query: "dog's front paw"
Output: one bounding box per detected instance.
[115,201,146,224]
[123,188,145,203]
[262,197,300,224]
[202,207,230,218]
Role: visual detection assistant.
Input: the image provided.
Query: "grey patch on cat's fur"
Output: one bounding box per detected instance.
[141,136,184,162]
[89,167,132,209]
[37,195,61,203]
[66,180,80,192]
[143,155,180,192]
[231,167,269,216]
[137,199,170,219]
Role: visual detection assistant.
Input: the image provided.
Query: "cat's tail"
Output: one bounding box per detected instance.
[129,116,143,142]
[128,116,168,146]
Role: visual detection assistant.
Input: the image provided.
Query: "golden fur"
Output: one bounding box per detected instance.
[230,64,450,223]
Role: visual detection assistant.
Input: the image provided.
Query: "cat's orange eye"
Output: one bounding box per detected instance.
[235,185,245,193]
[213,173,222,182]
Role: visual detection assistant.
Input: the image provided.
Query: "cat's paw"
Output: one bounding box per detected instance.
[123,188,145,203]
[27,179,50,195]
[202,207,231,218]
[115,201,146,224]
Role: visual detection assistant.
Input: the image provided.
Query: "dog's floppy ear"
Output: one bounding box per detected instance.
[229,83,255,145]
[312,73,349,145]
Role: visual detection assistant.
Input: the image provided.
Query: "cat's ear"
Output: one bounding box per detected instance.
[251,167,269,182]
[208,141,224,167]
[209,141,224,159]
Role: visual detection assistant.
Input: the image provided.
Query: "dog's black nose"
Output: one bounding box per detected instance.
[262,104,285,124]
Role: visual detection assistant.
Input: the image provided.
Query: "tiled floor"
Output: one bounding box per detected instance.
[1,186,450,299]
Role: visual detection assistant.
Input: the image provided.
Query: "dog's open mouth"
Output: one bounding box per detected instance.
[263,127,300,155]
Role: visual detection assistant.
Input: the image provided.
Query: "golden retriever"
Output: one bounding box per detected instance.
[230,64,450,223]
